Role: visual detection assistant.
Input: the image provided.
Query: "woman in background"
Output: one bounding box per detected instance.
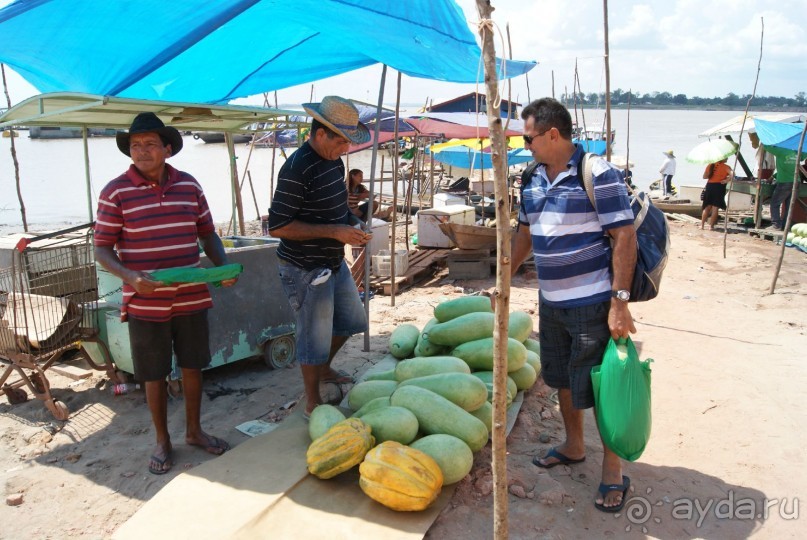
[701,158,733,230]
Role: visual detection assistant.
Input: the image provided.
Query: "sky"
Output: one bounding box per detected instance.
[1,0,805,110]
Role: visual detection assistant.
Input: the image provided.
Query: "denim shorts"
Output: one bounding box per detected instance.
[278,259,368,365]
[538,299,611,409]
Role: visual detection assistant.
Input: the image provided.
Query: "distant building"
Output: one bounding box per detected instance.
[427,92,520,119]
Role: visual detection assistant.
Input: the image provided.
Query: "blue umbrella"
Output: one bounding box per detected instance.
[754,119,807,152]
[427,146,533,169]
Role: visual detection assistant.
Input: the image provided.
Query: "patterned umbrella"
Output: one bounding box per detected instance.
[686,139,738,164]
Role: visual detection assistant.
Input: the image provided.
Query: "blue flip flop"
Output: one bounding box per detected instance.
[532,447,586,469]
[595,475,631,513]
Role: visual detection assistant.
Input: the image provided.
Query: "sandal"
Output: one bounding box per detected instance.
[148,447,173,475]
[321,369,355,384]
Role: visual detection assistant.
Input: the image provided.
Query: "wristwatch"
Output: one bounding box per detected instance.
[611,289,630,302]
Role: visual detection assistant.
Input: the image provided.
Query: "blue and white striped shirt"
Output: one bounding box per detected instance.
[518,145,633,308]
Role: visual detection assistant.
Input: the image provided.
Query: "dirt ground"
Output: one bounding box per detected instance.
[1,219,806,539]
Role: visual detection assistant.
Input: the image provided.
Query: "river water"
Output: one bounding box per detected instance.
[0,108,759,235]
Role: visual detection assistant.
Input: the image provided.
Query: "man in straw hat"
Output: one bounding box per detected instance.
[268,96,372,418]
[95,112,235,475]
[658,149,677,196]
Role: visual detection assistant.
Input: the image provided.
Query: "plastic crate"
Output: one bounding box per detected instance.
[371,249,409,277]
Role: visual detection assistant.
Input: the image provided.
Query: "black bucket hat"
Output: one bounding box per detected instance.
[116,112,183,157]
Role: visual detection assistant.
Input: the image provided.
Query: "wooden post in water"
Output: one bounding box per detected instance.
[475,1,511,537]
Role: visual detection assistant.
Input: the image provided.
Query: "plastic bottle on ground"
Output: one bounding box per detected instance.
[111,383,141,396]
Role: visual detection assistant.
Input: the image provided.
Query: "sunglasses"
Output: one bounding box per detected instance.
[523,128,551,145]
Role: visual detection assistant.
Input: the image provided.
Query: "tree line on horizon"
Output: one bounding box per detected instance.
[561,89,807,108]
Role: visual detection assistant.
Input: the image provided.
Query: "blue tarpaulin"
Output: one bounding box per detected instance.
[0,0,536,104]
[754,119,807,153]
[427,145,533,169]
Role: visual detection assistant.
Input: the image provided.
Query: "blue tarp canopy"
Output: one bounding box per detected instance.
[0,0,536,104]
[427,145,533,170]
[754,119,807,153]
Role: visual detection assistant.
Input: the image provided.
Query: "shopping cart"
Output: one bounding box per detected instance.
[0,223,115,420]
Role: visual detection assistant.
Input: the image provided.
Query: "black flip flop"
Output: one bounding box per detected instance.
[594,475,631,513]
[532,447,586,469]
[148,451,173,475]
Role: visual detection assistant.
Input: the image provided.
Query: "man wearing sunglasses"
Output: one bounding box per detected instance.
[511,98,637,513]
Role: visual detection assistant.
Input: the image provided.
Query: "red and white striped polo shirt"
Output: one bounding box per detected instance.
[94,164,215,322]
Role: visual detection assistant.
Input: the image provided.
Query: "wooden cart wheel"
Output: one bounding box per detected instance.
[263,335,296,370]
[4,387,28,404]
[49,400,70,421]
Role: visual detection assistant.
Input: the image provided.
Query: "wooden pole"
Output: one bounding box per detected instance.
[474,2,511,538]
[247,171,260,220]
[723,17,764,258]
[364,64,387,351]
[626,90,633,184]
[269,91,279,207]
[391,70,403,307]
[225,133,245,235]
[2,64,27,231]
[603,0,612,162]
[770,121,806,294]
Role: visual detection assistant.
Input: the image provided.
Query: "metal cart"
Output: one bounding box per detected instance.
[84,236,297,379]
[0,224,115,420]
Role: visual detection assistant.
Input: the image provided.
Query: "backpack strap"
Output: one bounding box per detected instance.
[579,152,597,210]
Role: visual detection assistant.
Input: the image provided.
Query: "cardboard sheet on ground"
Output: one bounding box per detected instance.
[113,411,455,540]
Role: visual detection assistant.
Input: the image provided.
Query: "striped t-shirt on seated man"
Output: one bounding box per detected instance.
[518,144,634,308]
[267,141,352,271]
[94,163,215,322]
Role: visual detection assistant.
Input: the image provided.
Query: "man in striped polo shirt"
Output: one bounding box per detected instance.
[268,96,372,418]
[511,98,637,512]
[95,112,234,475]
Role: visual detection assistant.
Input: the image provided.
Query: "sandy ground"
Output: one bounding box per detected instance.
[1,219,806,539]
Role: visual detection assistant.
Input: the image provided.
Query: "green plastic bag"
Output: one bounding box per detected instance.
[149,263,243,288]
[591,337,652,461]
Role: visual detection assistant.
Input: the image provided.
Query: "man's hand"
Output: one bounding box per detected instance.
[128,271,163,295]
[335,225,372,246]
[219,278,238,288]
[608,301,636,339]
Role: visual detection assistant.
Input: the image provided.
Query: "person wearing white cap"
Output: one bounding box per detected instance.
[658,150,677,197]
[267,96,372,418]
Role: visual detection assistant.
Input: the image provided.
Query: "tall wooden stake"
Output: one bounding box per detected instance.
[723,17,764,258]
[603,0,612,161]
[390,70,403,307]
[475,2,511,538]
[1,64,27,231]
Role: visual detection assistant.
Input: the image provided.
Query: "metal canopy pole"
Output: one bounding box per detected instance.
[363,64,387,352]
[82,126,93,221]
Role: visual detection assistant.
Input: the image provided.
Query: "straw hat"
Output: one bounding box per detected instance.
[302,96,370,145]
[662,149,675,158]
[116,112,183,157]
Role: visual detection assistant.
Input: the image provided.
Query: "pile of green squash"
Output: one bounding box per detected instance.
[306,296,542,510]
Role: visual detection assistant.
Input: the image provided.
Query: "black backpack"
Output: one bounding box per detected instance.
[520,154,670,302]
